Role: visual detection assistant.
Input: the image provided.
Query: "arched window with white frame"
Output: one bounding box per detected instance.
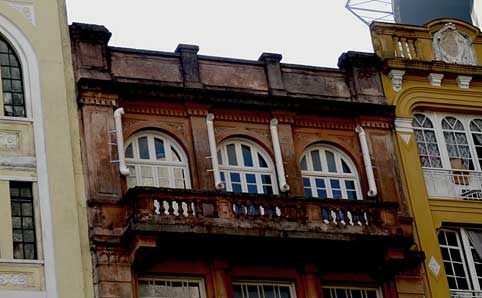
[0,35,25,117]
[442,116,474,170]
[217,138,277,195]
[300,144,361,200]
[412,113,443,168]
[125,131,190,189]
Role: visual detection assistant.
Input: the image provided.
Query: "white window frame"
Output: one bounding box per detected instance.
[232,281,297,298]
[413,112,482,172]
[322,286,382,298]
[301,144,362,200]
[217,138,278,195]
[138,276,206,298]
[125,131,191,189]
[438,227,482,294]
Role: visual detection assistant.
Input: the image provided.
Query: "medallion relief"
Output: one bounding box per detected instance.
[433,23,477,65]
[0,130,19,150]
[0,272,34,288]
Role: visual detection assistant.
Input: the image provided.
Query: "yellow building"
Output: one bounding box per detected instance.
[371,19,482,298]
[0,1,93,298]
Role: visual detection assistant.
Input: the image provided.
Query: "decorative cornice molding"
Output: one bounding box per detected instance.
[294,119,356,130]
[214,113,271,124]
[123,106,187,117]
[359,121,393,129]
[79,92,118,107]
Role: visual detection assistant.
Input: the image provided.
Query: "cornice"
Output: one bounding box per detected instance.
[123,106,187,117]
[214,113,271,124]
[294,119,356,130]
[79,92,118,107]
[382,58,482,77]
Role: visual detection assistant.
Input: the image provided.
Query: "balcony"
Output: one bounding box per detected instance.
[451,290,482,298]
[123,187,407,241]
[423,169,482,200]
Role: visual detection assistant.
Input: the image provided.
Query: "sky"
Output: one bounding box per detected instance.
[65,1,374,68]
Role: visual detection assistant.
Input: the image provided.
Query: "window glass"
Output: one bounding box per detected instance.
[301,145,361,200]
[233,282,294,298]
[125,132,190,189]
[0,37,25,117]
[10,182,37,260]
[412,114,442,168]
[218,139,277,195]
[322,287,380,298]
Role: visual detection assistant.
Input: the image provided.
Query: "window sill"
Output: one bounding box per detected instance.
[0,116,33,123]
[0,258,44,265]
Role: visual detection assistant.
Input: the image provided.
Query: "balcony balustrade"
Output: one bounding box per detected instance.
[125,187,404,240]
[423,169,482,200]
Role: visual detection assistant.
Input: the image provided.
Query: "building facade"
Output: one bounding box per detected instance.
[71,23,426,298]
[0,1,94,298]
[371,18,482,298]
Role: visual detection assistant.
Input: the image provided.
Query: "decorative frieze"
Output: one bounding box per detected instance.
[124,106,187,117]
[0,272,34,288]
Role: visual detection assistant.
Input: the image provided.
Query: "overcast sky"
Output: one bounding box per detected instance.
[65,1,374,68]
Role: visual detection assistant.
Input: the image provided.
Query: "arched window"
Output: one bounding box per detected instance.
[412,114,442,168]
[124,131,190,189]
[217,138,277,194]
[300,144,361,200]
[442,116,473,170]
[470,119,482,170]
[0,36,25,117]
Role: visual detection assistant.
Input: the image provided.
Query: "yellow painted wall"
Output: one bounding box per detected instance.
[371,18,482,298]
[0,1,93,298]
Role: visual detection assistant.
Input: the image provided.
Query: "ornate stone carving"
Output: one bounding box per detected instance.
[427,73,444,87]
[433,23,477,65]
[388,70,405,92]
[456,75,472,89]
[0,272,33,287]
[0,131,18,150]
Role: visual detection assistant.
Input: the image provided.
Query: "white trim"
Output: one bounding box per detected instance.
[138,276,206,298]
[428,73,444,87]
[0,116,33,123]
[457,75,472,89]
[356,125,377,197]
[0,14,58,298]
[270,119,289,192]
[206,113,224,190]
[0,291,45,298]
[388,69,405,92]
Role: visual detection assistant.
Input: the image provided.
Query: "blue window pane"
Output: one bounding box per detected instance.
[315,179,325,188]
[330,179,340,189]
[333,190,342,199]
[311,150,322,171]
[241,145,253,167]
[227,144,237,165]
[247,184,258,193]
[138,137,149,159]
[154,138,165,159]
[326,150,337,172]
[261,175,271,185]
[230,172,241,182]
[345,180,355,190]
[303,177,311,187]
[220,172,225,182]
[246,174,256,184]
[258,153,268,168]
[317,189,328,199]
[304,187,312,197]
[232,183,242,192]
[347,190,357,200]
[263,185,273,194]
